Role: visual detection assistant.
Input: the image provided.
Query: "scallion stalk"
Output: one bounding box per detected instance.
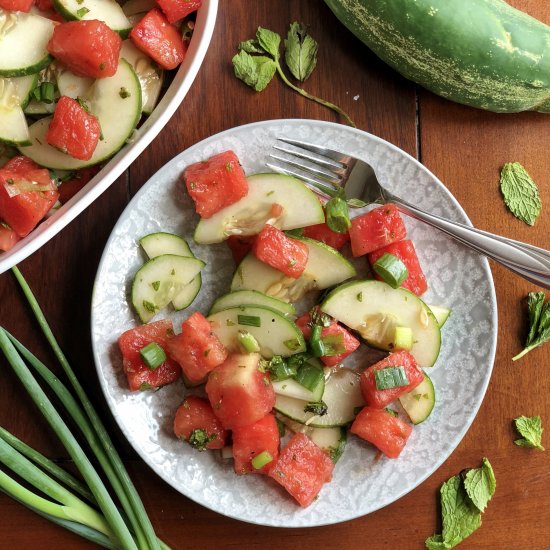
[11,267,161,550]
[309,324,326,357]
[0,328,136,549]
[372,253,409,289]
[325,196,351,234]
[0,426,94,503]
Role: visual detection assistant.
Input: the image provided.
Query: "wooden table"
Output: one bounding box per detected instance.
[1,1,549,548]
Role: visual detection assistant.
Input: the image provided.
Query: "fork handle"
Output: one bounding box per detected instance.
[389,197,550,290]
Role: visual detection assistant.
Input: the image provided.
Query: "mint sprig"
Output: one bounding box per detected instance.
[232,24,355,127]
[425,458,496,549]
[514,415,545,451]
[500,162,542,226]
[512,292,550,361]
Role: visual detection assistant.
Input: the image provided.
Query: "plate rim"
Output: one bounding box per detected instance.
[0,0,219,275]
[91,118,498,527]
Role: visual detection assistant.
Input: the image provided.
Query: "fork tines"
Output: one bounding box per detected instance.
[267,138,349,197]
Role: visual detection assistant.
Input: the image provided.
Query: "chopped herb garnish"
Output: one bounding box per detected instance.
[226,319,235,327]
[325,195,351,234]
[385,408,398,417]
[225,162,232,172]
[357,292,363,302]
[187,429,216,451]
[142,300,156,313]
[151,281,160,291]
[76,6,89,17]
[119,87,131,99]
[304,400,328,416]
[98,62,105,71]
[237,314,261,327]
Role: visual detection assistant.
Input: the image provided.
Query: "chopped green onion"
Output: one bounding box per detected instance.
[310,324,325,356]
[294,361,324,392]
[325,196,351,234]
[76,6,90,17]
[10,267,162,550]
[374,366,409,390]
[286,352,310,372]
[251,450,273,470]
[393,326,413,350]
[320,333,345,356]
[237,330,260,353]
[283,337,301,351]
[237,314,261,327]
[304,400,328,416]
[40,82,55,104]
[268,355,297,381]
[372,253,409,289]
[139,342,166,370]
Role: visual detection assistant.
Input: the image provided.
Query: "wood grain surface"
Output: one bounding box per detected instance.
[0,1,549,548]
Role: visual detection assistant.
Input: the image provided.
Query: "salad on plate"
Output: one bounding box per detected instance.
[116,148,451,508]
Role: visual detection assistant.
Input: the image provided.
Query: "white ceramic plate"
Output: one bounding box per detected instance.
[0,0,218,274]
[91,119,497,527]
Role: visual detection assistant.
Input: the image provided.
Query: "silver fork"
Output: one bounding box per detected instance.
[268,138,550,290]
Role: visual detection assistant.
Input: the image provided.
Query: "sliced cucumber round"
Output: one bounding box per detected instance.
[120,40,163,115]
[320,280,441,368]
[206,305,306,359]
[398,370,435,425]
[19,59,142,169]
[274,368,364,428]
[209,290,296,318]
[139,232,202,311]
[272,374,325,403]
[427,304,452,328]
[194,173,325,245]
[231,237,356,302]
[0,11,54,77]
[53,0,131,36]
[0,75,39,145]
[57,70,94,99]
[131,254,205,323]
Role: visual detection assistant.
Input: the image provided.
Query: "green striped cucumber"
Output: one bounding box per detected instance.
[324,0,550,113]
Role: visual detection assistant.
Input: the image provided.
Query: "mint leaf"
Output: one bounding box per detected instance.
[256,27,281,60]
[425,534,450,550]
[513,292,550,361]
[440,475,481,547]
[284,22,318,82]
[500,162,542,226]
[232,51,276,92]
[463,458,496,512]
[514,415,545,450]
[426,459,496,549]
[239,39,264,54]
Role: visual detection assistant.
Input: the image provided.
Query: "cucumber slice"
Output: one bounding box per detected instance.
[53,0,131,36]
[139,232,202,311]
[120,40,163,115]
[24,99,56,116]
[206,305,306,359]
[57,70,94,99]
[398,371,435,425]
[0,11,54,77]
[276,413,346,461]
[209,290,296,318]
[274,368,364,428]
[0,75,38,145]
[321,280,441,368]
[19,59,142,169]
[272,369,325,402]
[231,237,356,302]
[131,254,205,323]
[194,173,325,245]
[427,304,452,328]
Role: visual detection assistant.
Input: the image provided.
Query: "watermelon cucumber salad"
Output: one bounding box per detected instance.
[0,0,201,252]
[118,150,452,507]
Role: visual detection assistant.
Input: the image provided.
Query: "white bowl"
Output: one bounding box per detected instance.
[0,0,218,274]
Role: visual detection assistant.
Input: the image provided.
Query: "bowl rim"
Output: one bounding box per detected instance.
[0,0,219,275]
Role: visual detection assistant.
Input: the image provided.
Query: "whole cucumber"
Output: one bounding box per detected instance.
[325,0,550,113]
